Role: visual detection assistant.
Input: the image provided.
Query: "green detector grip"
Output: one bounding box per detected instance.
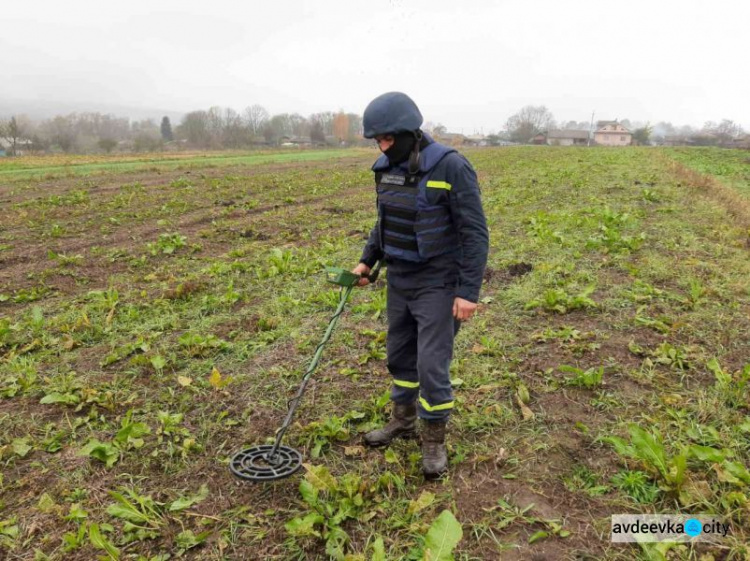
[325,268,361,287]
[325,261,382,287]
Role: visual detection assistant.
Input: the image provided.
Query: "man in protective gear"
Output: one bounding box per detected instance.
[352,92,489,479]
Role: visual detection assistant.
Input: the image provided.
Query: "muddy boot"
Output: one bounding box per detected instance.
[364,403,417,447]
[421,420,448,479]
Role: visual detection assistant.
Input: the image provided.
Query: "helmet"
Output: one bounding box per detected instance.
[362,92,423,138]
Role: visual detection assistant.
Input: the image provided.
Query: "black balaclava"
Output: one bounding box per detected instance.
[384,131,417,164]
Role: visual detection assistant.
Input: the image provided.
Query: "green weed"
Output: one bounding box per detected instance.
[526,285,597,314]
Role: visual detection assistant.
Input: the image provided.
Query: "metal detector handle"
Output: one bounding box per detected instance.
[365,261,383,283]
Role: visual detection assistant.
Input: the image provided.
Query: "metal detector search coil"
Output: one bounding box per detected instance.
[229,262,381,482]
[230,445,302,481]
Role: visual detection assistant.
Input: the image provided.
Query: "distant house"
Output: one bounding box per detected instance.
[464,134,488,147]
[661,135,687,147]
[531,133,547,145]
[729,135,750,149]
[594,121,632,146]
[546,130,590,146]
[280,135,312,147]
[435,132,468,147]
[0,137,34,156]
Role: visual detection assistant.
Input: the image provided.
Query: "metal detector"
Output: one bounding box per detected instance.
[229,262,382,482]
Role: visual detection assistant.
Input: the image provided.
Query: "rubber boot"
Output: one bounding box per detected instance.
[421,419,448,480]
[363,402,417,447]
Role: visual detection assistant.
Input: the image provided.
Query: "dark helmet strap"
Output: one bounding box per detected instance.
[408,130,423,176]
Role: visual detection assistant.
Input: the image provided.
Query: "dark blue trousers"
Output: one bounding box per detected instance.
[386,282,461,421]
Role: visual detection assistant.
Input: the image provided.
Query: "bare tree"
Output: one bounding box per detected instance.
[0,116,27,156]
[206,107,225,146]
[310,119,325,145]
[222,108,246,148]
[131,119,162,152]
[289,113,308,137]
[98,138,118,153]
[505,105,556,143]
[309,112,335,136]
[265,113,293,144]
[346,113,362,141]
[40,115,78,152]
[632,123,653,146]
[243,104,269,136]
[177,111,211,147]
[714,119,744,145]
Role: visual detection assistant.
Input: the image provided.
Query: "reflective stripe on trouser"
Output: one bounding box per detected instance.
[386,282,461,421]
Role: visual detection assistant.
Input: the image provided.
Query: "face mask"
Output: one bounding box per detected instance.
[384,132,416,164]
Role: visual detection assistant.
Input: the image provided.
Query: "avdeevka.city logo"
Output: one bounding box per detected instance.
[684,518,703,538]
[611,514,731,543]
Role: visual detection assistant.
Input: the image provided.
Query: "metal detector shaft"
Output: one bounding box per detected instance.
[266,284,355,462]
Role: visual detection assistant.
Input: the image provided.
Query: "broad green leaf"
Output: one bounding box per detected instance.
[628,424,667,477]
[65,503,88,522]
[304,463,338,492]
[602,435,634,457]
[115,422,151,445]
[12,438,32,458]
[516,384,530,404]
[689,445,727,463]
[528,530,549,544]
[150,355,167,371]
[299,479,319,507]
[384,448,400,464]
[169,484,209,512]
[88,523,120,560]
[40,392,80,405]
[707,358,731,385]
[325,525,349,560]
[720,461,750,485]
[667,453,687,488]
[208,366,232,389]
[176,529,210,550]
[0,520,19,539]
[79,439,119,468]
[423,509,463,561]
[372,536,386,561]
[284,512,323,537]
[106,491,161,526]
[408,491,435,515]
[37,493,56,513]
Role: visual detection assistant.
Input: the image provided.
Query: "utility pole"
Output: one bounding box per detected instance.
[588,111,595,147]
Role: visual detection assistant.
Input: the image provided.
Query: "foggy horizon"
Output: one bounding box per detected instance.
[2,0,749,133]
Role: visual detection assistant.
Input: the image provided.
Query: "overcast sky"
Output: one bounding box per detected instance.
[2,0,749,132]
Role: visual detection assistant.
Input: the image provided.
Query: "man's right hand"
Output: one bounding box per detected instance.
[352,263,371,286]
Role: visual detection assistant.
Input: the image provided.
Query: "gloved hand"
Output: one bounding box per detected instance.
[351,263,371,286]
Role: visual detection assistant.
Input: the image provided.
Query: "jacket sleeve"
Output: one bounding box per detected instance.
[446,154,489,303]
[360,223,383,268]
[360,173,384,267]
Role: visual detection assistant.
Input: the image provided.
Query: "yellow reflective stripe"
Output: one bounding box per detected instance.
[394,380,419,389]
[419,396,455,412]
[426,180,452,190]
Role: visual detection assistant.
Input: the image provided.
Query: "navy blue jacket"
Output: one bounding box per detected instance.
[360,139,489,303]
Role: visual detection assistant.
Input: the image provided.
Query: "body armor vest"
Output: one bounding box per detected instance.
[374,141,459,262]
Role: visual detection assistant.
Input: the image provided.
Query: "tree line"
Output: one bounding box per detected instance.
[0,105,364,155]
[501,105,747,146]
[1,103,746,155]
